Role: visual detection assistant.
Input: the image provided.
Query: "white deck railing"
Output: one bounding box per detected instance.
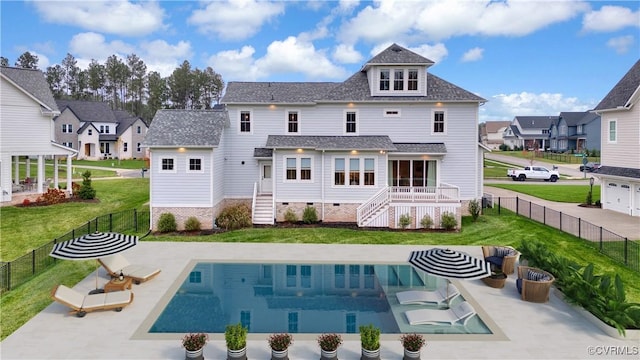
[389,183,459,202]
[251,182,258,222]
[357,187,390,226]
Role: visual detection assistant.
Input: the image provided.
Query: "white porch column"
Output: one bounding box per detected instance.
[26,157,31,178]
[54,157,59,189]
[13,156,19,183]
[66,155,73,195]
[37,155,45,193]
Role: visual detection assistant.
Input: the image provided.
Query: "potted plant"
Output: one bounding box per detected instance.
[359,324,381,360]
[182,333,208,360]
[317,333,342,360]
[400,333,426,360]
[225,323,248,360]
[268,333,293,360]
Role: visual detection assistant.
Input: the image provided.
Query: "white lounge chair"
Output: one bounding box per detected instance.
[98,253,161,284]
[404,301,477,326]
[51,284,134,317]
[396,284,460,305]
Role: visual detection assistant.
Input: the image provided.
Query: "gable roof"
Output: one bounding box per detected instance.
[113,110,146,136]
[594,59,640,111]
[361,43,434,69]
[0,66,59,112]
[514,116,557,129]
[56,100,118,123]
[265,135,397,151]
[558,112,590,126]
[143,109,228,147]
[484,121,511,133]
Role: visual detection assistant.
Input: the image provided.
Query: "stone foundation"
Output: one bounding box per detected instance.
[151,199,251,231]
[275,202,358,223]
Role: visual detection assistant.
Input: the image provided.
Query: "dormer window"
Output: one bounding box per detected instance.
[393,70,404,90]
[377,68,420,94]
[408,70,418,90]
[379,70,390,91]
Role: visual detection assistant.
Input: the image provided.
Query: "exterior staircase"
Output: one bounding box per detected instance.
[253,194,274,225]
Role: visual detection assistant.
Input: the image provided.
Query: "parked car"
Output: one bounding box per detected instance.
[579,162,601,172]
[507,166,559,182]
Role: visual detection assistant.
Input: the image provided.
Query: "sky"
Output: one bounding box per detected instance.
[1,0,639,122]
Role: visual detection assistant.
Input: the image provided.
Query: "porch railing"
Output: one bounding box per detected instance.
[251,182,258,223]
[357,187,390,226]
[389,183,459,202]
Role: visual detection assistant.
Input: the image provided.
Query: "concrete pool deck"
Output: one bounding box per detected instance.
[2,242,638,359]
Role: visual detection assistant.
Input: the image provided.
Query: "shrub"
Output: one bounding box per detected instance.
[585,191,593,205]
[400,333,426,352]
[302,206,318,224]
[22,198,31,206]
[420,214,433,229]
[216,203,252,230]
[225,323,248,351]
[267,333,293,351]
[157,213,177,233]
[440,211,457,230]
[468,199,481,221]
[284,208,298,223]
[182,333,208,351]
[41,188,66,205]
[317,333,342,352]
[398,213,411,229]
[359,324,380,351]
[499,144,509,151]
[184,216,201,231]
[77,171,96,200]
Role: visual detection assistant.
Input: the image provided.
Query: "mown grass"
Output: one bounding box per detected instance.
[487,184,600,203]
[71,159,147,169]
[0,178,149,261]
[484,159,512,178]
[494,150,601,164]
[14,163,117,179]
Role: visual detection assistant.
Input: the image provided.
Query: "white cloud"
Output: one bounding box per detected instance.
[481,91,594,122]
[333,44,363,64]
[339,0,589,44]
[207,46,260,81]
[30,0,165,37]
[582,6,640,32]
[461,47,484,62]
[607,35,635,54]
[188,0,285,41]
[69,33,135,64]
[139,40,193,77]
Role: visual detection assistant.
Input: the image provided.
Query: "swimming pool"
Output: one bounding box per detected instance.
[148,262,492,335]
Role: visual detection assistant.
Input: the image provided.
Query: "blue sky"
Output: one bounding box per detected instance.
[1,0,638,122]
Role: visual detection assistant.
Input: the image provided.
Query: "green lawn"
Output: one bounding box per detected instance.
[494,150,600,164]
[484,159,512,178]
[486,184,600,203]
[14,163,117,180]
[71,159,147,170]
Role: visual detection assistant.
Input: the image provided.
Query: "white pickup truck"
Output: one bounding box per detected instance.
[507,166,559,182]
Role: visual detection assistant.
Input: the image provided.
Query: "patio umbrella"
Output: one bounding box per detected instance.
[50,231,139,294]
[408,248,491,306]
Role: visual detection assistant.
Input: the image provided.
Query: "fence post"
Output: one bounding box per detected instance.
[134,209,138,232]
[559,212,562,231]
[109,213,113,232]
[498,197,501,215]
[624,238,628,265]
[529,201,532,218]
[87,221,91,234]
[32,249,36,275]
[543,206,546,224]
[516,197,519,215]
[72,229,75,239]
[599,227,603,251]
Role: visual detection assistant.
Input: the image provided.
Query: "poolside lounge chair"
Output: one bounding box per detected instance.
[396,284,460,306]
[51,284,134,317]
[482,245,520,274]
[98,253,161,284]
[404,301,477,326]
[516,266,555,303]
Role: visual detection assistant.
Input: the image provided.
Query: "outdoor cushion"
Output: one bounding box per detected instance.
[495,247,511,257]
[527,269,544,281]
[51,284,134,317]
[485,256,503,267]
[516,278,522,294]
[98,254,161,284]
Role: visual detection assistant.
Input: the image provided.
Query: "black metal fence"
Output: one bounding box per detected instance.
[0,209,150,293]
[482,196,639,273]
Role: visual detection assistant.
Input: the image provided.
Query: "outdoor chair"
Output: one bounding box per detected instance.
[482,245,520,274]
[98,253,161,284]
[396,284,460,306]
[404,301,477,326]
[51,284,134,317]
[516,266,555,303]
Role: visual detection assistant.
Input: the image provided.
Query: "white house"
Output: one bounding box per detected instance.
[593,60,640,217]
[0,66,76,204]
[144,44,487,230]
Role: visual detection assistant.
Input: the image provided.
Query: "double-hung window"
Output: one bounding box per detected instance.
[123,142,128,152]
[349,159,360,185]
[240,111,251,133]
[334,157,376,186]
[433,110,446,134]
[284,156,312,181]
[608,120,617,143]
[287,111,299,133]
[137,126,141,134]
[137,143,141,152]
[286,158,297,180]
[379,69,390,91]
[408,70,418,90]
[393,70,404,90]
[345,111,357,134]
[62,124,73,133]
[334,158,345,185]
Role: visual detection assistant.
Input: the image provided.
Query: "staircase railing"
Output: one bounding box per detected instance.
[251,182,258,223]
[357,187,390,226]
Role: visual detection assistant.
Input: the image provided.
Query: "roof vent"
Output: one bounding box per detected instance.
[391,45,402,53]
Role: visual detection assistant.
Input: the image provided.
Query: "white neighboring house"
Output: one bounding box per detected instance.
[0,66,76,204]
[593,60,640,217]
[144,44,487,230]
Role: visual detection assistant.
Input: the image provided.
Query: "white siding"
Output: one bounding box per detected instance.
[600,107,640,169]
[150,148,213,206]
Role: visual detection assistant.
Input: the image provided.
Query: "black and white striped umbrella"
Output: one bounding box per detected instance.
[50,232,138,294]
[408,248,491,280]
[50,232,138,260]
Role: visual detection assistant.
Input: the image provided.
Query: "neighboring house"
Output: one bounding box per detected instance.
[504,116,557,150]
[480,121,511,149]
[54,100,148,160]
[548,111,601,153]
[593,60,640,217]
[144,44,487,230]
[0,66,76,204]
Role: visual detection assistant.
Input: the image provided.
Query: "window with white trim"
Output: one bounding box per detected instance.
[408,69,418,90]
[379,69,390,90]
[187,157,203,172]
[88,129,92,135]
[62,124,73,133]
[240,111,251,133]
[160,157,176,172]
[393,70,404,90]
[284,156,312,182]
[608,120,617,143]
[378,68,419,93]
[123,142,128,152]
[287,111,299,133]
[334,157,376,186]
[100,125,104,133]
[137,143,141,152]
[137,126,141,134]
[345,111,357,134]
[433,110,446,134]
[384,109,401,117]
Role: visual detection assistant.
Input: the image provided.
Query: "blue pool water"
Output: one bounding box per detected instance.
[149,262,492,334]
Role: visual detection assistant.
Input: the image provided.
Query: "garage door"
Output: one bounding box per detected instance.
[605,182,630,214]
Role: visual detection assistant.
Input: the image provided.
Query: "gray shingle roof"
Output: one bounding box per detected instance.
[143,109,228,147]
[0,66,59,112]
[364,43,434,66]
[222,82,339,104]
[56,100,118,123]
[559,112,589,126]
[113,110,144,136]
[391,143,447,154]
[253,148,273,157]
[594,60,640,111]
[577,112,599,126]
[514,116,558,129]
[597,166,640,179]
[265,135,397,151]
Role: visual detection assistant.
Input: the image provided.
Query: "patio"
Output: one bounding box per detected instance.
[1,242,638,359]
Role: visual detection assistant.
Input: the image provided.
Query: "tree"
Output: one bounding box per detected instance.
[15,51,39,69]
[167,60,192,109]
[105,55,127,109]
[202,67,224,108]
[126,54,147,116]
[46,65,65,98]
[87,59,106,101]
[146,71,166,121]
[78,171,96,200]
[0,57,8,67]
[61,53,80,96]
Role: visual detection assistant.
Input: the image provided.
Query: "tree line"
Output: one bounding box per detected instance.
[1,51,225,123]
